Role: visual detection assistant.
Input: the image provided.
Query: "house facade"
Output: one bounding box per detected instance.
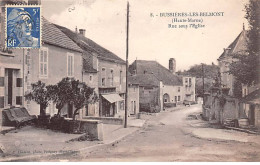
[203,27,260,129]
[56,25,126,118]
[128,74,163,112]
[0,0,26,126]
[218,28,247,96]
[26,18,83,118]
[0,0,85,125]
[129,59,196,110]
[182,76,196,102]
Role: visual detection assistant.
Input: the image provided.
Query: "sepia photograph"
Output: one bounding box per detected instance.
[0,0,259,162]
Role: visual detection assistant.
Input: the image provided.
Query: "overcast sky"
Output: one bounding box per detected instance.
[42,0,248,71]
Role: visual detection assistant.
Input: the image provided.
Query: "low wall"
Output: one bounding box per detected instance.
[137,112,158,120]
[79,119,103,141]
[82,116,123,125]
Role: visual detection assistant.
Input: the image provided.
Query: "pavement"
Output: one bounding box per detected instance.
[65,104,259,161]
[182,107,260,145]
[1,105,259,161]
[0,117,145,161]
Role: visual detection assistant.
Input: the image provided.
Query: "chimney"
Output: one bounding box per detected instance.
[75,26,78,33]
[79,29,86,36]
[223,48,231,55]
[169,58,176,74]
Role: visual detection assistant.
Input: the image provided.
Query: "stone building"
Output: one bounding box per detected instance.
[204,26,260,128]
[0,1,85,125]
[218,28,248,96]
[129,59,196,110]
[56,25,126,118]
[128,74,163,113]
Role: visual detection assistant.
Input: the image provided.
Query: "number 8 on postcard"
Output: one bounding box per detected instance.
[6,5,41,48]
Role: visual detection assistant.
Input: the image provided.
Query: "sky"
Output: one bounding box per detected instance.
[42,0,248,71]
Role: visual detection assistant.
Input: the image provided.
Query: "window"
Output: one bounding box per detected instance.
[110,69,114,86]
[67,53,74,77]
[16,96,22,105]
[120,70,122,84]
[101,67,106,86]
[178,87,180,92]
[178,96,181,101]
[16,78,22,87]
[39,47,48,78]
[175,96,177,102]
[102,78,105,86]
[90,75,92,82]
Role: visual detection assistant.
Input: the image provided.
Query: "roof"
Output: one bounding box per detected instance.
[42,18,82,53]
[218,30,248,60]
[241,89,260,105]
[128,74,160,87]
[54,24,125,64]
[82,54,98,73]
[129,60,183,86]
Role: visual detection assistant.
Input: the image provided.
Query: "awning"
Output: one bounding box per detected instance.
[102,94,124,103]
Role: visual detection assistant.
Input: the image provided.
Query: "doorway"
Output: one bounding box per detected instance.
[249,104,255,126]
[68,103,73,118]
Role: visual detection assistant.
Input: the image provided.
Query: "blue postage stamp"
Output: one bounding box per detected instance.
[6,5,41,48]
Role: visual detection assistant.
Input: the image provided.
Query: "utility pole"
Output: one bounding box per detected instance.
[124,1,129,128]
[201,63,205,106]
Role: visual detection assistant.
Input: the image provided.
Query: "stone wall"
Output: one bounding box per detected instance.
[79,119,103,140]
[82,116,123,125]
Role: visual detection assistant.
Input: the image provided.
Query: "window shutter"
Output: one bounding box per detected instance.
[16,96,22,105]
[0,96,4,108]
[0,77,4,87]
[16,78,23,87]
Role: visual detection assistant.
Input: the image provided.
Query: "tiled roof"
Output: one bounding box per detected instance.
[54,24,125,64]
[42,18,82,53]
[218,30,248,60]
[129,60,183,86]
[82,54,98,73]
[128,74,160,87]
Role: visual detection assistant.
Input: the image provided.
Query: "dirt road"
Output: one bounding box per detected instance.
[32,105,260,161]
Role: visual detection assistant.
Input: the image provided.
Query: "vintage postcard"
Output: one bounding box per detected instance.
[0,0,259,162]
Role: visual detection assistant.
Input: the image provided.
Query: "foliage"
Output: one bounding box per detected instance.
[25,81,54,116]
[178,63,219,97]
[180,63,219,79]
[229,53,260,85]
[229,0,260,86]
[245,0,260,54]
[51,77,98,120]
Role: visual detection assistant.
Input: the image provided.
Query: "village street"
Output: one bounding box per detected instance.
[38,104,260,162]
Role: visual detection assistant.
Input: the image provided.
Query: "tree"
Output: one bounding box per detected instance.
[71,80,98,120]
[52,77,98,120]
[229,0,260,86]
[179,63,219,96]
[25,81,54,116]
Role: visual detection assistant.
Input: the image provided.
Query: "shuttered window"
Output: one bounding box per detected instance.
[39,47,48,78]
[67,53,74,77]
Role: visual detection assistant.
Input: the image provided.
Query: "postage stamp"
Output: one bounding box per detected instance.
[5,5,41,48]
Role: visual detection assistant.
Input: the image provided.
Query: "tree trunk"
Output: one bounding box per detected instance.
[57,108,62,117]
[72,108,80,121]
[40,104,46,116]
